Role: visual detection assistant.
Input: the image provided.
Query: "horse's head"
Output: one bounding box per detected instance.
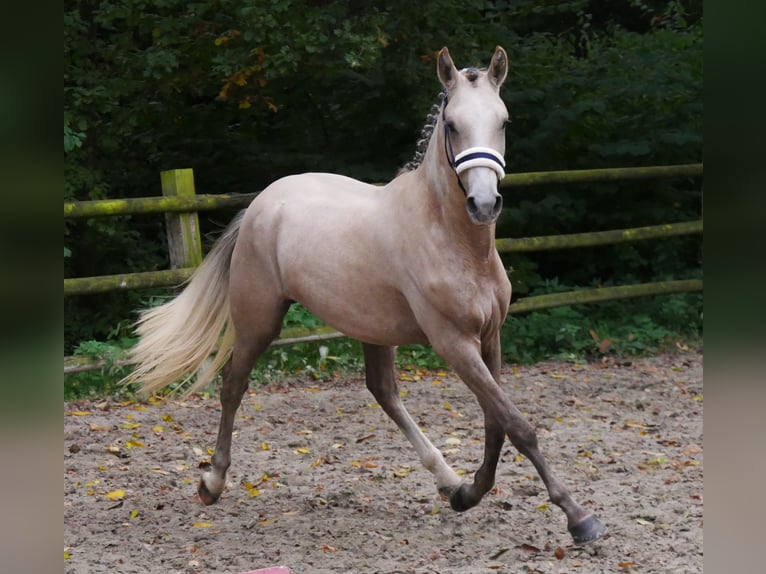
[437,46,509,225]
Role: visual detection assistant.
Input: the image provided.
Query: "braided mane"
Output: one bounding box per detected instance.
[397,91,446,175]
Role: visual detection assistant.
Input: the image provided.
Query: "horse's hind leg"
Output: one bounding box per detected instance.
[198,300,290,505]
[362,344,462,498]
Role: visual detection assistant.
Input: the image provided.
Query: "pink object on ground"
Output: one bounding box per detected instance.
[238,568,292,574]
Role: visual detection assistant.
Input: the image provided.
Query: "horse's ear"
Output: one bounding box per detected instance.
[488,45,508,88]
[437,47,458,90]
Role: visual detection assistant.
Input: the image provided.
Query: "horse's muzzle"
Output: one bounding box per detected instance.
[466,192,503,224]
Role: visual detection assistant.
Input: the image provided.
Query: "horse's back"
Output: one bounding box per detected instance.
[260,172,382,203]
[243,171,392,253]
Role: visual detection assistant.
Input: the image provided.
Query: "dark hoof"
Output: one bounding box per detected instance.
[569,514,607,545]
[197,478,220,506]
[449,485,472,512]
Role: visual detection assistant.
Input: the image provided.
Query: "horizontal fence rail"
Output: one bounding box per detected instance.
[64,163,703,374]
[65,219,703,295]
[501,163,701,187]
[495,219,702,253]
[65,268,195,296]
[63,164,702,219]
[64,192,258,219]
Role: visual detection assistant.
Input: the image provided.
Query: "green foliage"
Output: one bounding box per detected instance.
[396,345,448,371]
[500,287,702,365]
[251,338,362,385]
[65,338,135,400]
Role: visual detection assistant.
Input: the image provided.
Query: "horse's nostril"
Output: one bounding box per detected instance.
[466,194,502,221]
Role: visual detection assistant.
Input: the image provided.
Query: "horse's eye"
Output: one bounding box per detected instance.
[446,120,458,134]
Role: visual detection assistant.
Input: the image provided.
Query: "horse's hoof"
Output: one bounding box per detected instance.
[448,484,472,513]
[197,478,221,506]
[569,514,607,545]
[197,462,222,506]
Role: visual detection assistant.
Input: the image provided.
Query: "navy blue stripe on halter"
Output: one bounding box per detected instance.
[454,151,504,169]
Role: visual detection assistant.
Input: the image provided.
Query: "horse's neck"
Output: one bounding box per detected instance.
[402,165,497,263]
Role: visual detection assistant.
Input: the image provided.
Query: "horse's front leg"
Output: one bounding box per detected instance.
[362,343,463,499]
[500,392,607,544]
[449,332,506,512]
[434,333,607,545]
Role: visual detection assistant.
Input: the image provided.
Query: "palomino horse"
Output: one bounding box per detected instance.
[123,46,606,545]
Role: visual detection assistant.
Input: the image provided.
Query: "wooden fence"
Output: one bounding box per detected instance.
[64,164,703,373]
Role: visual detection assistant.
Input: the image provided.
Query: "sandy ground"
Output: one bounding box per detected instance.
[64,351,702,574]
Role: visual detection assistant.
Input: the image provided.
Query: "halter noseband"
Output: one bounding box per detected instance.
[441,90,506,194]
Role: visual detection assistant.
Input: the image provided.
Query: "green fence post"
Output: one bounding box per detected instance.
[160,168,203,269]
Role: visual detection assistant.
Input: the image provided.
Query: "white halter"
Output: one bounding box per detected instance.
[453,146,506,181]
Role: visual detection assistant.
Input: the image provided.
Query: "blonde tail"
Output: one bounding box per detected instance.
[121,211,245,397]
